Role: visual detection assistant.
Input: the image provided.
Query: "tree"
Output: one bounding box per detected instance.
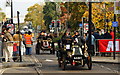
[83,2,114,30]
[60,2,88,31]
[0,8,6,22]
[24,3,46,30]
[43,2,59,29]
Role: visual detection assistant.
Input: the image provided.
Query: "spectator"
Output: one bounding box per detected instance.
[86,31,95,56]
[110,30,114,39]
[13,31,23,61]
[4,27,14,62]
[92,30,101,39]
[24,31,33,55]
[102,31,112,39]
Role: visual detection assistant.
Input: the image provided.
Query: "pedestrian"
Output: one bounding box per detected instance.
[86,31,95,56]
[13,31,23,61]
[3,27,14,62]
[24,31,33,55]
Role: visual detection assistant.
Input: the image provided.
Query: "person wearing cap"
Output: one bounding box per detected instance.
[4,27,14,62]
[61,31,73,48]
[72,31,85,47]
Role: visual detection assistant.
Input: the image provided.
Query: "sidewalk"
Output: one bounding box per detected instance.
[0,55,36,69]
[92,56,120,64]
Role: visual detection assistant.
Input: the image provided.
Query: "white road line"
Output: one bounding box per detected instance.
[0,68,10,75]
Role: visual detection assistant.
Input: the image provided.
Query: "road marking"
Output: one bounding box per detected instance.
[45,59,53,62]
[0,68,11,75]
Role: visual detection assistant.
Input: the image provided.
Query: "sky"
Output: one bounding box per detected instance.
[0,0,44,18]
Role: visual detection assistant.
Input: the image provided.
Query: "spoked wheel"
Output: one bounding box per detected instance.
[35,44,40,55]
[50,50,52,54]
[61,57,66,70]
[57,51,62,67]
[82,61,85,67]
[58,58,62,67]
[87,56,92,70]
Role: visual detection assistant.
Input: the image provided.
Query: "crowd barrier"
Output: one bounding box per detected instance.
[94,39,120,56]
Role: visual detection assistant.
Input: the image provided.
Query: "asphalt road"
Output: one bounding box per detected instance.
[2,51,119,75]
[1,44,120,75]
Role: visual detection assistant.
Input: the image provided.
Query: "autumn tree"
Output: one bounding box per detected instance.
[61,2,88,31]
[0,8,6,22]
[43,2,59,29]
[24,3,46,30]
[83,2,114,30]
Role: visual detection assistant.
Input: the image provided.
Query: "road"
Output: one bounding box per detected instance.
[1,44,120,75]
[2,51,119,75]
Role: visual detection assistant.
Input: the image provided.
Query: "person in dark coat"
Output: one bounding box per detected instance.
[92,30,101,39]
[102,31,112,39]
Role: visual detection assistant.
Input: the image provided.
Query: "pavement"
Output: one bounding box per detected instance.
[0,55,36,69]
[0,54,120,69]
[92,56,120,64]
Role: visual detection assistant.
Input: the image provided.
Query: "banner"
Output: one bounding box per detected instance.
[98,39,120,52]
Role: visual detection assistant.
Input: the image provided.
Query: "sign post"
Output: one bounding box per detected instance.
[17,11,22,62]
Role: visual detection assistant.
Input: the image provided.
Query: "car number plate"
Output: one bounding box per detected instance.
[66,45,70,49]
[74,57,82,59]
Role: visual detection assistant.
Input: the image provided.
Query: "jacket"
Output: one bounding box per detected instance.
[24,34,32,47]
[13,34,23,46]
[4,31,13,46]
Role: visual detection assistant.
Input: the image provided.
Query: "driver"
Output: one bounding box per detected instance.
[62,31,72,43]
[61,31,73,50]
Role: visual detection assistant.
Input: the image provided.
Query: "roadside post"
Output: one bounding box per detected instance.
[88,1,92,55]
[17,11,22,62]
[112,21,118,60]
[113,1,120,60]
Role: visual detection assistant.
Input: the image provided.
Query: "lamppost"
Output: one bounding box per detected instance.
[11,0,13,24]
[88,0,92,55]
[17,11,22,62]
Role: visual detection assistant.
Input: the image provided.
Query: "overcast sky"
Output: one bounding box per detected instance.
[0,0,44,18]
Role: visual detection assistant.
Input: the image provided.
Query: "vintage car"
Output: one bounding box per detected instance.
[57,38,92,70]
[36,36,54,54]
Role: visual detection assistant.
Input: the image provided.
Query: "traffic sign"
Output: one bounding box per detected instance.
[7,24,14,34]
[112,21,118,27]
[79,24,82,27]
